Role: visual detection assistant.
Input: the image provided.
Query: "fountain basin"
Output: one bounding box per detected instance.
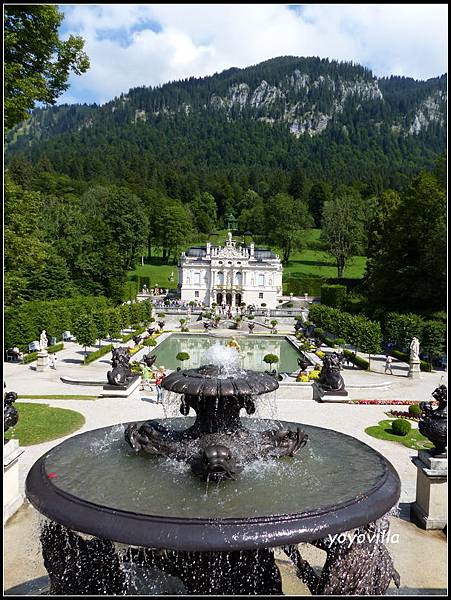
[26,419,400,552]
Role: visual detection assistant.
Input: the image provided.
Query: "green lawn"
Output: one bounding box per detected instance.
[365,419,434,451]
[127,229,367,294]
[4,402,85,446]
[18,395,97,400]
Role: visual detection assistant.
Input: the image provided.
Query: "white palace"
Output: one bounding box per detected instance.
[178,232,283,308]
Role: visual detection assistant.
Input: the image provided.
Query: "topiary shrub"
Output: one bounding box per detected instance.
[391,419,412,436]
[143,337,157,347]
[408,403,422,416]
[321,284,347,309]
[263,354,279,370]
[176,352,190,367]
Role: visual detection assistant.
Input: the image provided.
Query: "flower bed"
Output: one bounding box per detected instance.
[352,399,417,405]
[386,410,420,421]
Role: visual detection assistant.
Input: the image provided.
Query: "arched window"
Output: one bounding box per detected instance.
[235,272,242,285]
[217,272,224,285]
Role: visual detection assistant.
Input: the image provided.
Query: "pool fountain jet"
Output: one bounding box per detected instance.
[25,342,401,595]
[125,342,307,482]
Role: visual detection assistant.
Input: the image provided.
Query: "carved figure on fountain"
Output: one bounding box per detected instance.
[189,443,243,481]
[284,517,400,595]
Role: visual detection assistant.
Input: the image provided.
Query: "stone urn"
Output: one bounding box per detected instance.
[419,385,447,456]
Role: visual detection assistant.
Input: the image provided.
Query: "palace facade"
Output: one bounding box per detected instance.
[178,232,283,308]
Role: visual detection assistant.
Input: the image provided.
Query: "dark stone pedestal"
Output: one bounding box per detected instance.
[313,382,349,403]
[102,375,141,397]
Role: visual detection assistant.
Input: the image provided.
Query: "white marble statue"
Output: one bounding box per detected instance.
[410,337,420,362]
[39,330,48,351]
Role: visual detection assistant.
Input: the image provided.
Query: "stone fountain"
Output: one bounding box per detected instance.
[25,344,401,595]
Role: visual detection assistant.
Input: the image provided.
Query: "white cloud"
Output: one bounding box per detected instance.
[58,3,448,105]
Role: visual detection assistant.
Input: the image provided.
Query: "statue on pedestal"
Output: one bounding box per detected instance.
[410,337,420,362]
[40,330,48,352]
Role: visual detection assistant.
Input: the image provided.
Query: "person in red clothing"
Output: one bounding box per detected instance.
[155,366,166,403]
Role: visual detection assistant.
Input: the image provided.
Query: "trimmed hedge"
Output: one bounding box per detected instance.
[390,349,432,372]
[285,276,326,297]
[344,294,367,315]
[143,337,157,347]
[343,348,370,370]
[321,284,347,309]
[84,344,113,365]
[309,304,381,356]
[5,295,112,350]
[23,343,65,364]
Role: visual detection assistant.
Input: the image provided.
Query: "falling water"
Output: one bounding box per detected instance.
[201,342,246,378]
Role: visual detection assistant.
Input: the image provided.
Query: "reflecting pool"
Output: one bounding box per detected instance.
[147,334,300,373]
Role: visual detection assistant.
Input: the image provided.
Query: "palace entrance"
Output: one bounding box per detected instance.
[226,293,233,306]
[216,293,223,305]
[235,293,242,306]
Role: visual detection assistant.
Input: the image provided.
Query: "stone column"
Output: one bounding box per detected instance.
[411,450,447,529]
[408,358,421,379]
[3,439,24,523]
[36,350,49,371]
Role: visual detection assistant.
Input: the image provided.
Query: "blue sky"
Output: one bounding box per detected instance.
[56,4,448,106]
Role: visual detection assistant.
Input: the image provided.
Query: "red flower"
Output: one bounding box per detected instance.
[47,472,57,479]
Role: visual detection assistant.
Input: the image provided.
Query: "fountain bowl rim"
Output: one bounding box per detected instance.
[25,420,401,552]
[161,365,279,396]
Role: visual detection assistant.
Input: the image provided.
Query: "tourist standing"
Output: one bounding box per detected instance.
[141,364,150,390]
[384,355,393,375]
[155,367,166,403]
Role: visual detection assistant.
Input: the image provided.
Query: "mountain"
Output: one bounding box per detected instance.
[5,56,447,195]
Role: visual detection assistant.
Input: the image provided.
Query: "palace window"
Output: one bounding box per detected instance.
[259,292,264,299]
[258,274,265,286]
[195,291,199,298]
[235,272,242,285]
[217,272,224,285]
[194,272,200,285]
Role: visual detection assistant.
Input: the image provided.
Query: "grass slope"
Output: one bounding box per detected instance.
[4,402,85,446]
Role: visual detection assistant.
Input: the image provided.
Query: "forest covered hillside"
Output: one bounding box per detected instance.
[6,56,447,197]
